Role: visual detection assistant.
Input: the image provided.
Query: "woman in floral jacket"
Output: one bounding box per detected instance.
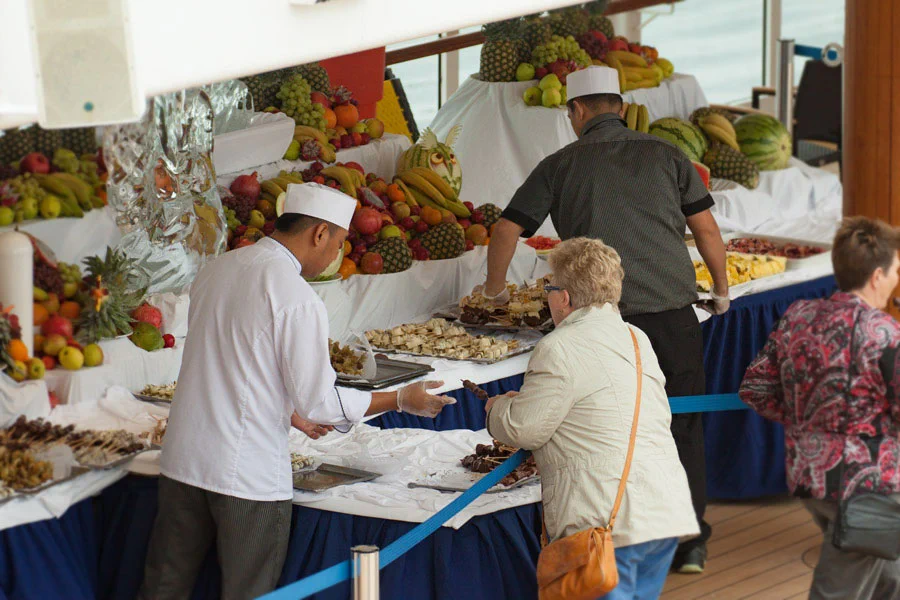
[740,216,900,600]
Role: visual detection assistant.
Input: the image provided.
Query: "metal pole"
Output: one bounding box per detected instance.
[352,545,379,600]
[776,38,795,137]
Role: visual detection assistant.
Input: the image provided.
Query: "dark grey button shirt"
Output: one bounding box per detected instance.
[501,113,713,317]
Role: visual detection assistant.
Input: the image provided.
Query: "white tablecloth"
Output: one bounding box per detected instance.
[428,74,708,232]
[0,206,121,265]
[710,158,843,243]
[45,393,539,530]
[217,133,411,187]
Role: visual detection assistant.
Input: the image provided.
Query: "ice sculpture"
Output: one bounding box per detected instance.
[103,81,250,293]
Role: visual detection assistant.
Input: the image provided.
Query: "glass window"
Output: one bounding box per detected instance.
[641,0,764,104]
[781,0,844,84]
[387,36,441,129]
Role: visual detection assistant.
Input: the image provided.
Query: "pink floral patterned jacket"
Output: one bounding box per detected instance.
[739,292,900,501]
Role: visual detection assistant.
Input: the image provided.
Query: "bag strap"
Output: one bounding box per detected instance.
[608,328,642,531]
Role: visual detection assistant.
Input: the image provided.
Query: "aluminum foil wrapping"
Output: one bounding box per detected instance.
[103,81,250,293]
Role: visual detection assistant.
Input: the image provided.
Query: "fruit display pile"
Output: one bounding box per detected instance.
[694,253,786,292]
[0,148,107,226]
[244,63,386,166]
[647,108,793,190]
[725,237,826,259]
[3,237,175,383]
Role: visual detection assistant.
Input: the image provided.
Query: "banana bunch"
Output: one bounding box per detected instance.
[697,115,740,151]
[393,168,470,218]
[321,166,364,198]
[622,103,650,133]
[260,172,305,203]
[605,51,673,92]
[293,126,337,164]
[33,173,101,217]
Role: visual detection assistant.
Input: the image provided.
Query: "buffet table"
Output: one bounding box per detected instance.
[0,205,121,265]
[428,74,708,233]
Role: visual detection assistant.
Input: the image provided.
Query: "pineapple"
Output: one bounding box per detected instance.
[372,238,413,273]
[421,223,466,260]
[482,17,522,41]
[0,306,18,371]
[480,39,520,82]
[549,8,589,38]
[82,247,146,297]
[1,127,33,165]
[479,203,503,229]
[60,128,99,156]
[585,0,610,15]
[33,126,60,158]
[76,275,143,344]
[588,14,615,39]
[523,18,553,51]
[296,63,331,95]
[703,142,760,190]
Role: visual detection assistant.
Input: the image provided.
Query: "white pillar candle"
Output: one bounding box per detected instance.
[0,232,33,357]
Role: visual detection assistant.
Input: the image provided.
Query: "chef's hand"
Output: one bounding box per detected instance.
[397,380,455,417]
[472,283,510,306]
[291,413,333,440]
[697,288,731,315]
[485,390,518,414]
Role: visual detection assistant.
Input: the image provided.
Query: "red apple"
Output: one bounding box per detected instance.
[344,162,365,174]
[609,39,629,52]
[535,67,549,78]
[329,138,342,149]
[629,43,642,54]
[20,152,50,174]
[350,132,363,147]
[360,252,384,275]
[360,133,371,145]
[310,92,332,109]
[340,135,352,148]
[42,314,73,338]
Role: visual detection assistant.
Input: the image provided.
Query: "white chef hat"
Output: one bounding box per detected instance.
[566,66,621,101]
[282,182,356,230]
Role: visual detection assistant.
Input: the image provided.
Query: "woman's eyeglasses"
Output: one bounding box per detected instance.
[544,285,562,293]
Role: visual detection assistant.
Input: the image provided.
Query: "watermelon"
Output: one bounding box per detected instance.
[306,247,344,282]
[648,118,708,163]
[397,126,463,195]
[691,161,710,189]
[732,114,792,171]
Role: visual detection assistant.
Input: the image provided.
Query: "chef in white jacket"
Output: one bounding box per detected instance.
[140,183,453,600]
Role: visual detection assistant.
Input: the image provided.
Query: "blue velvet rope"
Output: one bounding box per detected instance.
[794,44,839,62]
[259,392,747,599]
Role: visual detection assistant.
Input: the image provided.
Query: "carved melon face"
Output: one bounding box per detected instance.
[400,125,463,195]
[424,144,462,195]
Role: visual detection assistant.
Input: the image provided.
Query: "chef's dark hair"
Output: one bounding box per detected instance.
[275,213,341,235]
[833,216,900,291]
[566,93,622,114]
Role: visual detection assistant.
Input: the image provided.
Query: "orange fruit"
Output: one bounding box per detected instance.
[59,301,81,321]
[369,180,388,195]
[338,257,357,279]
[334,105,360,129]
[33,303,49,326]
[324,107,337,130]
[8,339,28,362]
[386,183,406,204]
[422,206,443,226]
[343,240,352,256]
[34,334,45,352]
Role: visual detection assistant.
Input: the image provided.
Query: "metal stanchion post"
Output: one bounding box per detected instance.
[776,38,795,137]
[352,545,379,600]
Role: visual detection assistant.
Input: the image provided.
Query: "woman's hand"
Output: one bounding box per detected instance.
[485,391,518,413]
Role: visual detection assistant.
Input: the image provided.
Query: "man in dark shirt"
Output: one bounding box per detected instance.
[478,66,729,573]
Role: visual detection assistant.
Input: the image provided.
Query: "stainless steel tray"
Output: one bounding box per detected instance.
[433,306,553,334]
[336,356,434,390]
[369,342,536,365]
[133,394,173,405]
[408,471,540,494]
[77,444,161,470]
[292,463,380,492]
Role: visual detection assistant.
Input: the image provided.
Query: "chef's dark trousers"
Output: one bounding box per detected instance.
[625,305,711,553]
[139,475,292,600]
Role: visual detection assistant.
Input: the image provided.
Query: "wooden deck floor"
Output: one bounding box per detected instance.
[662,496,822,599]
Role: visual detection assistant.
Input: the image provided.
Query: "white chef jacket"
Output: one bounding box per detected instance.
[161,237,371,501]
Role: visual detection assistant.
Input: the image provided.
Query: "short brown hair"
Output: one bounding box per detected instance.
[548,237,624,309]
[832,216,900,291]
[566,93,623,115]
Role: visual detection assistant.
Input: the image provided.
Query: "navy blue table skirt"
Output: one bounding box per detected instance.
[0,475,540,600]
[375,276,838,500]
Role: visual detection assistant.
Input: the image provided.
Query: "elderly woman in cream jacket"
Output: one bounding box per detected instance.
[486,238,698,599]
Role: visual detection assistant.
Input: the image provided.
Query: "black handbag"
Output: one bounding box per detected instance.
[831,314,900,560]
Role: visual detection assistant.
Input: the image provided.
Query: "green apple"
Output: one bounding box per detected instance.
[351,122,368,134]
[516,63,536,82]
[83,343,104,367]
[560,85,567,105]
[27,358,45,380]
[63,282,79,299]
[0,206,13,226]
[10,360,26,382]
[40,195,61,219]
[58,346,84,371]
[19,198,38,221]
[283,139,300,161]
[248,209,266,229]
[542,88,563,108]
[392,202,411,220]
[539,74,562,91]
[379,225,403,240]
[523,86,542,107]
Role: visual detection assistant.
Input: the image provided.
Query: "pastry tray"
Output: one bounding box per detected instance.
[433,306,553,333]
[408,470,540,494]
[292,463,380,492]
[336,356,434,390]
[369,342,536,365]
[133,394,173,405]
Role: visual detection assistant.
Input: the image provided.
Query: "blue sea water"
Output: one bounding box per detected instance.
[389,0,844,127]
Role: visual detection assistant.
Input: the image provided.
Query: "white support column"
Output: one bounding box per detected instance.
[609,10,641,42]
[441,30,461,105]
[766,0,782,87]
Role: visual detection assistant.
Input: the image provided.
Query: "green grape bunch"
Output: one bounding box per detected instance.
[276,75,327,132]
[532,35,592,69]
[58,262,82,285]
[9,175,47,202]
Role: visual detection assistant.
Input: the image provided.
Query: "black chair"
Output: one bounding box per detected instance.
[793,59,842,175]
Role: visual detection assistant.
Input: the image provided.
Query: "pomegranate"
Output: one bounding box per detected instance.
[41,314,73,338]
[352,208,382,236]
[229,172,261,201]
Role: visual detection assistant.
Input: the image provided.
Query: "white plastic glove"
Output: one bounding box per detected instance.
[397,380,455,417]
[697,289,731,315]
[472,283,511,307]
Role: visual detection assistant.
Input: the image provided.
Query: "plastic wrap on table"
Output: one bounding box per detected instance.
[103,85,234,294]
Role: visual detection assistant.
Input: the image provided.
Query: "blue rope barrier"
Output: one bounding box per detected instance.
[259,392,749,599]
[795,44,839,62]
[258,449,526,600]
